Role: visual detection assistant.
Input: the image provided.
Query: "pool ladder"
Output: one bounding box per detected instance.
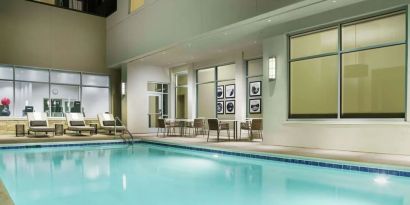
[114,117,135,145]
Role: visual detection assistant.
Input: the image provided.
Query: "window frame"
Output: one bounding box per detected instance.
[287,8,408,121]
[0,65,111,118]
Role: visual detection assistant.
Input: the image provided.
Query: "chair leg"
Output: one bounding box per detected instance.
[227,129,230,141]
[217,130,220,142]
[207,130,210,142]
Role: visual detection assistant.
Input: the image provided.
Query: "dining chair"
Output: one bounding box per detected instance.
[207,119,230,142]
[250,118,263,141]
[239,119,251,140]
[157,118,169,137]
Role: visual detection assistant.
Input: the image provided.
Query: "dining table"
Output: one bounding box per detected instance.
[218,119,240,141]
[165,118,193,136]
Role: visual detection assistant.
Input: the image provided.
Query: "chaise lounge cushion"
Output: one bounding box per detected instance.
[103,120,115,126]
[70,121,85,126]
[30,121,47,127]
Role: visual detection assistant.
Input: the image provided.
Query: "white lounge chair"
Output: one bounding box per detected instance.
[27,112,55,137]
[65,113,95,135]
[97,113,125,134]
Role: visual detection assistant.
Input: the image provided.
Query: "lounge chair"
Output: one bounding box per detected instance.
[97,113,125,134]
[27,112,55,137]
[65,113,95,135]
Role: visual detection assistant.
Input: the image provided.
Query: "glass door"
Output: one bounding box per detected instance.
[148,94,162,129]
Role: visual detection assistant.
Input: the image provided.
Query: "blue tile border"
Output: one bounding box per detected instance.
[0,139,410,178]
[140,140,410,178]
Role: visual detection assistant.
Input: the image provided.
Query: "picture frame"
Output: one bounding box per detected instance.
[216,101,224,114]
[216,85,224,99]
[225,84,235,99]
[249,99,262,114]
[225,100,235,114]
[249,81,262,97]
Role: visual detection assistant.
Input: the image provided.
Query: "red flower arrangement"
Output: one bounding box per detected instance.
[1,97,11,106]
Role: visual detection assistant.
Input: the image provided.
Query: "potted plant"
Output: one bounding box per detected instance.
[0,97,11,116]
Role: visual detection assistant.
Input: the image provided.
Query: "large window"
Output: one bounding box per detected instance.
[196,64,236,119]
[289,11,406,119]
[175,73,188,119]
[0,65,110,118]
[130,0,144,13]
[246,59,263,118]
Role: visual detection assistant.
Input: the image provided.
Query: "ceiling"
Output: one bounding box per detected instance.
[127,0,365,68]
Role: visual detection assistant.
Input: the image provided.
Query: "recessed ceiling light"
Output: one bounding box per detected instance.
[267,19,272,22]
[162,52,167,55]
[332,0,337,3]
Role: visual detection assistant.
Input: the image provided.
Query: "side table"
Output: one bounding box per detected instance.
[89,123,98,134]
[55,124,64,136]
[15,124,25,137]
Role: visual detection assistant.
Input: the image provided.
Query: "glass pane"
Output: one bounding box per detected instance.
[51,71,81,85]
[197,68,215,83]
[290,55,338,118]
[162,94,168,116]
[82,87,109,117]
[342,13,405,50]
[15,82,49,116]
[147,83,162,92]
[50,84,80,117]
[341,45,405,118]
[176,87,188,119]
[82,74,109,87]
[15,68,49,83]
[247,59,263,77]
[148,95,160,128]
[163,84,168,93]
[0,81,14,116]
[0,66,13,80]
[197,83,215,118]
[290,28,338,59]
[176,74,188,86]
[217,64,235,81]
[130,0,144,12]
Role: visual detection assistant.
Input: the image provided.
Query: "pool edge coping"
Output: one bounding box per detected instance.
[0,139,409,178]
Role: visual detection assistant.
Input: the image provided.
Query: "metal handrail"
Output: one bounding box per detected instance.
[114,117,134,144]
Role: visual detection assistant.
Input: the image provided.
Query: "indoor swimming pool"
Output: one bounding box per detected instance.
[0,142,409,205]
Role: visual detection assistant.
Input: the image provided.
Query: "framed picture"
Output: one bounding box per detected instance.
[225,84,235,98]
[225,100,235,114]
[216,101,224,114]
[216,85,224,99]
[249,81,262,97]
[249,99,262,114]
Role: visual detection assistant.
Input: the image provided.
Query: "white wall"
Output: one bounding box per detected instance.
[261,4,410,155]
[106,0,301,67]
[126,62,170,133]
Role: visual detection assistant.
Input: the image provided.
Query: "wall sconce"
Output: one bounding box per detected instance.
[268,56,276,80]
[121,82,126,96]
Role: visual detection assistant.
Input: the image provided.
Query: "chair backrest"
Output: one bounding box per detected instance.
[251,119,262,130]
[98,113,114,127]
[66,113,85,127]
[27,112,49,127]
[193,118,204,128]
[157,118,166,128]
[207,119,219,131]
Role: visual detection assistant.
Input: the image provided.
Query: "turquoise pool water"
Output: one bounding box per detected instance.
[0,143,409,205]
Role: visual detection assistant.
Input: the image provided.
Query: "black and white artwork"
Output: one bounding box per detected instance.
[249,81,262,97]
[225,100,235,114]
[216,101,224,114]
[225,84,235,98]
[249,99,261,114]
[217,85,224,99]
